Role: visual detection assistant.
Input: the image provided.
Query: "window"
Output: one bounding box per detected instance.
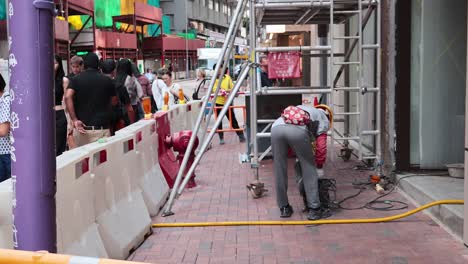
[223,4,228,14]
[228,6,231,16]
[209,0,213,9]
[166,14,175,30]
[214,0,219,12]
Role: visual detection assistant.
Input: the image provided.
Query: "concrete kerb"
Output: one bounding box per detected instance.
[397,174,464,241]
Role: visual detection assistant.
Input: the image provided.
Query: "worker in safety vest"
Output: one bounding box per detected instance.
[271,104,331,220]
[212,63,246,145]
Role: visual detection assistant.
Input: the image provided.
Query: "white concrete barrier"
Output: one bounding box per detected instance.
[116,120,169,216]
[189,101,207,143]
[0,102,207,259]
[56,150,108,257]
[168,105,186,133]
[0,179,12,249]
[82,135,151,260]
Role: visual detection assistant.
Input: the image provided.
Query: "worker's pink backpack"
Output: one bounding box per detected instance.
[281,106,311,125]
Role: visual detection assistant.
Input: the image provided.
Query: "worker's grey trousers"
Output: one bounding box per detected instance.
[271,124,320,209]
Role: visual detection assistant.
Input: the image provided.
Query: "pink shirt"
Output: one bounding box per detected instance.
[137,75,151,96]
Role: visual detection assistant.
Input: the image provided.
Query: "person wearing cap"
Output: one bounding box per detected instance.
[65,53,118,147]
[271,105,330,220]
[212,63,246,145]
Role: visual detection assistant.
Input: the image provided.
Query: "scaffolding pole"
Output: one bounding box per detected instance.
[177,64,254,195]
[247,0,381,166]
[161,0,248,217]
[250,0,260,171]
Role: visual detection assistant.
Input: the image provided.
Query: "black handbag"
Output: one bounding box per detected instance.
[192,79,206,100]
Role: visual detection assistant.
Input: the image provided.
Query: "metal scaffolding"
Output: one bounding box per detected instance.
[249,0,381,167]
[161,0,382,216]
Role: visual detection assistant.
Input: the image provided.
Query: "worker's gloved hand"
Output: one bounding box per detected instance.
[317,168,324,178]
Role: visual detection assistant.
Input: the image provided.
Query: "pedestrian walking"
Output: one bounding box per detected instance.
[192,69,207,100]
[212,63,245,145]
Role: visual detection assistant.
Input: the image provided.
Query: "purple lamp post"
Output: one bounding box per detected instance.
[8,0,57,251]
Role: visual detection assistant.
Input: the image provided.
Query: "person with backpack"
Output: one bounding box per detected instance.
[271,105,331,221]
[101,59,131,133]
[115,59,143,123]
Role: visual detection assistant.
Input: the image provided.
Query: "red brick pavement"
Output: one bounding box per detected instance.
[130,135,468,263]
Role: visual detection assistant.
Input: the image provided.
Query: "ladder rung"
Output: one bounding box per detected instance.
[256,46,331,52]
[361,130,380,135]
[256,133,271,138]
[334,87,380,92]
[334,61,360,65]
[363,87,380,92]
[258,119,276,124]
[334,87,360,91]
[257,89,332,95]
[363,44,380,49]
[335,136,360,141]
[334,112,360,116]
[334,10,361,14]
[334,36,360,40]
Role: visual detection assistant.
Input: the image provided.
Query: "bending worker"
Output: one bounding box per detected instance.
[271,104,330,220]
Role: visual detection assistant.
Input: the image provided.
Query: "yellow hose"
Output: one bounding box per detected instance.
[152,200,463,228]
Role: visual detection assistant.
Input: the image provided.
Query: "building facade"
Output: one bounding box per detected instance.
[159,0,246,47]
[160,0,231,34]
